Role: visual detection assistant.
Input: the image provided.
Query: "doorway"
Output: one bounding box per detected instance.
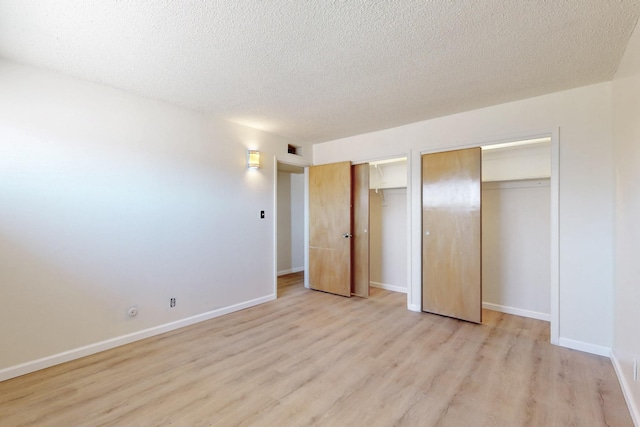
[276,161,305,297]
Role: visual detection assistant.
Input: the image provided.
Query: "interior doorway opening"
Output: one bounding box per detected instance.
[276,161,305,297]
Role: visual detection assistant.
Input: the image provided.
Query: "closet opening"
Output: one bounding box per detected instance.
[368,157,409,299]
[480,137,553,330]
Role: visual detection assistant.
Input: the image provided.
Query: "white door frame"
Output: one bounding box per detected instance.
[273,156,311,297]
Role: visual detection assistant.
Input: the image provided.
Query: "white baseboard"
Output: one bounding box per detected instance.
[0,294,276,382]
[408,304,421,312]
[611,350,640,427]
[482,302,550,322]
[557,337,611,357]
[277,267,304,276]
[370,281,408,294]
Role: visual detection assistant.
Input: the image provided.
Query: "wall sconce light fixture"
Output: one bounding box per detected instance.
[247,150,260,169]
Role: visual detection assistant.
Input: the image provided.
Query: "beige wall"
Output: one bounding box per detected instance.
[613,20,640,423]
[277,171,304,275]
[0,60,309,378]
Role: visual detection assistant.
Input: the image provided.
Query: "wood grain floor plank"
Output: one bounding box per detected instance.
[0,272,632,426]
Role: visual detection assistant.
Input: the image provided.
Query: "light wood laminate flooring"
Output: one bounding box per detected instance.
[0,273,632,426]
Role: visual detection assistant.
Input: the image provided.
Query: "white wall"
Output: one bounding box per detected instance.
[277,171,293,273]
[369,188,407,292]
[314,82,614,354]
[277,171,304,275]
[482,180,550,320]
[612,20,640,423]
[0,60,310,377]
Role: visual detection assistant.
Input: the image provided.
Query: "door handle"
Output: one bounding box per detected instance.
[342,233,353,238]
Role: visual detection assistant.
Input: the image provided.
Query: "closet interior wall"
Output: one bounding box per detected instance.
[481,141,552,321]
[369,159,408,294]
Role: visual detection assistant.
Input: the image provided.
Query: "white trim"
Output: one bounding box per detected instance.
[0,294,275,382]
[370,281,408,294]
[482,302,550,322]
[408,304,421,312]
[405,153,413,312]
[303,167,310,289]
[549,128,560,346]
[558,337,611,357]
[611,350,640,427]
[409,148,422,312]
[277,267,304,276]
[273,156,279,298]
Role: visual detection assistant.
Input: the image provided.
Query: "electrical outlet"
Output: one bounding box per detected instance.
[170,298,176,308]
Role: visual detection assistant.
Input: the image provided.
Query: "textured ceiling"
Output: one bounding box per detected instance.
[1,1,639,145]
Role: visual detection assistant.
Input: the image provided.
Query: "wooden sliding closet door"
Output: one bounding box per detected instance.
[352,163,370,298]
[309,161,352,297]
[422,148,482,323]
